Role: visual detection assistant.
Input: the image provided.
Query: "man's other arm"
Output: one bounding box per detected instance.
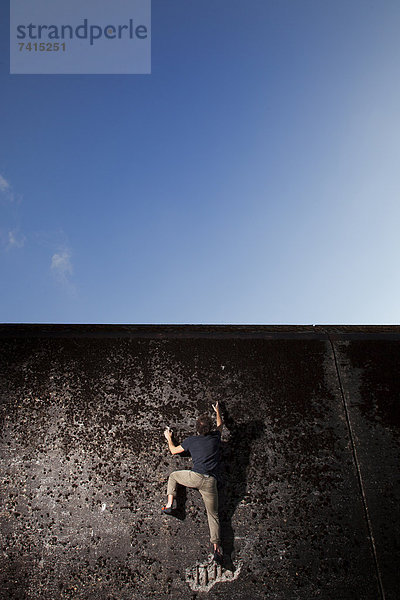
[164,428,185,454]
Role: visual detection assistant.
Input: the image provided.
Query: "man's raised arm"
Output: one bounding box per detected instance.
[212,402,223,432]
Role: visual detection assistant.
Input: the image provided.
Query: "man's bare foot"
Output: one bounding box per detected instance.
[165,495,174,509]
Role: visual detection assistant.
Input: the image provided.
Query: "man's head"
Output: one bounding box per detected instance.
[196,414,213,435]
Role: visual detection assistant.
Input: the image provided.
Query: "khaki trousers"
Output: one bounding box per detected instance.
[167,470,220,544]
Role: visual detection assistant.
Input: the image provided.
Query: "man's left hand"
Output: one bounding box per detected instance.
[164,428,172,441]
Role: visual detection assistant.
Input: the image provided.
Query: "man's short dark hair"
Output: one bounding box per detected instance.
[196,414,213,435]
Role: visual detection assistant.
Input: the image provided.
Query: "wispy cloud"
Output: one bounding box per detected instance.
[51,248,76,294]
[0,174,10,192]
[51,249,73,278]
[1,174,24,250]
[7,229,25,249]
[0,173,18,203]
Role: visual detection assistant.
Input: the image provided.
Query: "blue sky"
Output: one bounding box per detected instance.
[1,0,400,324]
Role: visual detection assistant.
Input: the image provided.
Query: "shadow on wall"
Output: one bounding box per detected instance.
[218,401,265,570]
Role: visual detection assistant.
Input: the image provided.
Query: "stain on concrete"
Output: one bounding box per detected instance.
[0,325,399,599]
[333,338,400,600]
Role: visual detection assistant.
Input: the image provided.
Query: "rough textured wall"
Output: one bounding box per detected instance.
[0,326,399,600]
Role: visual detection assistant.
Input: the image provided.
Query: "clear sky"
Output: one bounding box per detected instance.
[1,0,400,324]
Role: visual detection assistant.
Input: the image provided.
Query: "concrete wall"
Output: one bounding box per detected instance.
[0,326,399,599]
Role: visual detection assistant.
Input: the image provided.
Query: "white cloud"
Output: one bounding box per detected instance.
[0,174,10,192]
[51,249,73,277]
[7,230,25,249]
[0,174,13,202]
[51,248,76,294]
[0,175,25,249]
[0,173,19,203]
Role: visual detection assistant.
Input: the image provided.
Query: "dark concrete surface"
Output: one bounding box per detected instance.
[0,325,399,599]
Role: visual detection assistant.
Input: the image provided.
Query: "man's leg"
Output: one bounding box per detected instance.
[165,470,204,508]
[199,478,221,552]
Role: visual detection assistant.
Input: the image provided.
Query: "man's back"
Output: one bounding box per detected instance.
[182,430,221,478]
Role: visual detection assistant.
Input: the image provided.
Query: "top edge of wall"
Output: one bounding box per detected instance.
[1,324,400,340]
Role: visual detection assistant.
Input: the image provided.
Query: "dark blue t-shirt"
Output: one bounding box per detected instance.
[181,430,221,479]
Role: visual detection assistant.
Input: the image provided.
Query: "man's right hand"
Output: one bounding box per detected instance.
[213,401,223,431]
